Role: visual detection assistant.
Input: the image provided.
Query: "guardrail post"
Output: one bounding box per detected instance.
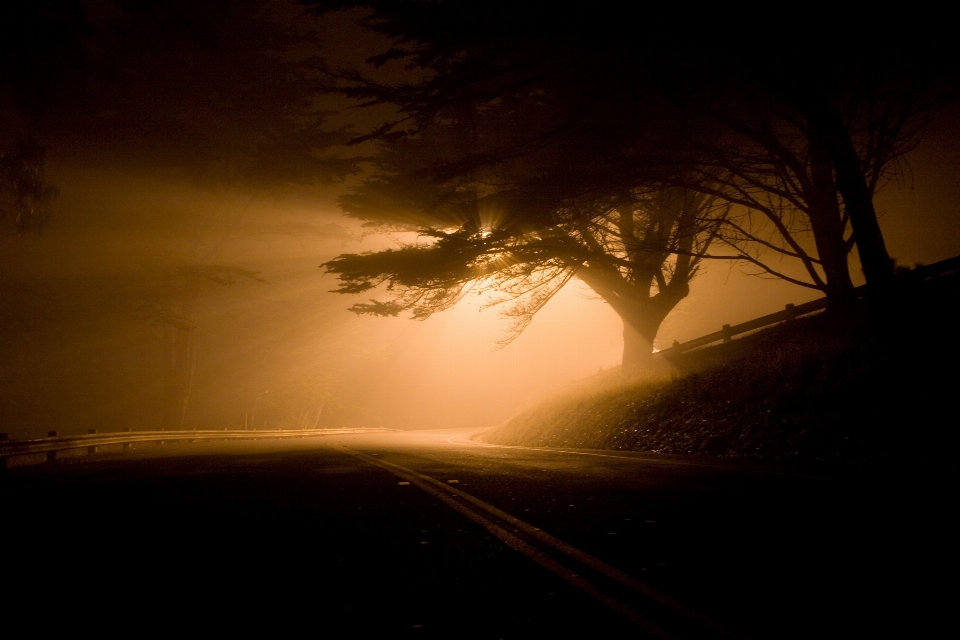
[722,324,732,343]
[785,303,796,321]
[87,429,98,455]
[122,427,131,451]
[672,340,683,353]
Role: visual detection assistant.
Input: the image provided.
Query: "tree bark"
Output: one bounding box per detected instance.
[619,301,673,376]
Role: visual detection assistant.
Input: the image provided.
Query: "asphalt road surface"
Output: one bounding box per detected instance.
[2,429,941,638]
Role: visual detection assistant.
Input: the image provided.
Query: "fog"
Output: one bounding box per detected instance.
[1,161,632,437]
[3,3,959,440]
[3,127,957,440]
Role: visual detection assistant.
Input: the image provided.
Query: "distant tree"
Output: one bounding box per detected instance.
[142,265,265,431]
[0,139,57,234]
[1,0,361,228]
[0,1,81,233]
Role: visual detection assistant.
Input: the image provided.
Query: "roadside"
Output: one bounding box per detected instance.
[481,270,960,466]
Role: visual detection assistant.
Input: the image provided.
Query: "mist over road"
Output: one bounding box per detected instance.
[4,429,932,638]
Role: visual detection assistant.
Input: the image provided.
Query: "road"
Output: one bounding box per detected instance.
[2,429,938,637]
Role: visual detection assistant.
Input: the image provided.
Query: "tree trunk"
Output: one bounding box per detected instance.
[793,95,895,289]
[620,303,670,376]
[622,321,654,375]
[808,134,857,310]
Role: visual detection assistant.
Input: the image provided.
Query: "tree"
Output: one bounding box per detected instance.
[1,0,362,226]
[684,81,938,308]
[0,1,80,234]
[661,43,954,301]
[322,113,728,372]
[311,2,956,369]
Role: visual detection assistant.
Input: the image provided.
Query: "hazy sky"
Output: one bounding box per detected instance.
[2,2,958,438]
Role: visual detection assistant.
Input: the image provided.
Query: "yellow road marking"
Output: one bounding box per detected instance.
[336,446,681,638]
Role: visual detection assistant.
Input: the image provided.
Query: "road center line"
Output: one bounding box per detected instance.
[342,445,726,634]
[334,446,672,637]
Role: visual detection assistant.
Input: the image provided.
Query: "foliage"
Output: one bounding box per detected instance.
[311,2,956,300]
[322,126,728,354]
[313,4,734,364]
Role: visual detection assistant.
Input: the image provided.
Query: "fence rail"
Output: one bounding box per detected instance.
[657,253,960,357]
[0,427,390,469]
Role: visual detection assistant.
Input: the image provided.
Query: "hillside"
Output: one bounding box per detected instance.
[480,271,959,465]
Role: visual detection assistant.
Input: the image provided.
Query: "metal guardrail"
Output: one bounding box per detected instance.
[657,253,960,357]
[0,427,391,469]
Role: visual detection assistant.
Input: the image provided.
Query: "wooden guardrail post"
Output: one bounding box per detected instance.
[122,427,132,451]
[672,340,683,353]
[47,430,58,462]
[87,429,98,455]
[785,303,796,321]
[722,324,732,343]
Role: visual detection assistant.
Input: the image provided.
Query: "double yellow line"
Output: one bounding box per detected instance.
[336,447,736,640]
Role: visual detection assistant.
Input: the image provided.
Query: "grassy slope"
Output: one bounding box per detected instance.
[481,276,959,465]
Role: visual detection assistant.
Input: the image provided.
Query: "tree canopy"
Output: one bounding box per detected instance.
[312,1,956,370]
[319,35,727,370]
[1,0,365,235]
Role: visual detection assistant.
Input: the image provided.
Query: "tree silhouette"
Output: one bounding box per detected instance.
[311,2,955,371]
[322,108,728,372]
[310,2,953,297]
[662,43,953,300]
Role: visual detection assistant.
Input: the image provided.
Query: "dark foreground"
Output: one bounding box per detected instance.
[2,429,946,638]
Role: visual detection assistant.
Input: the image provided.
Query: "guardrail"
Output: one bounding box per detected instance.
[5,255,959,468]
[0,427,390,470]
[657,253,960,357]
